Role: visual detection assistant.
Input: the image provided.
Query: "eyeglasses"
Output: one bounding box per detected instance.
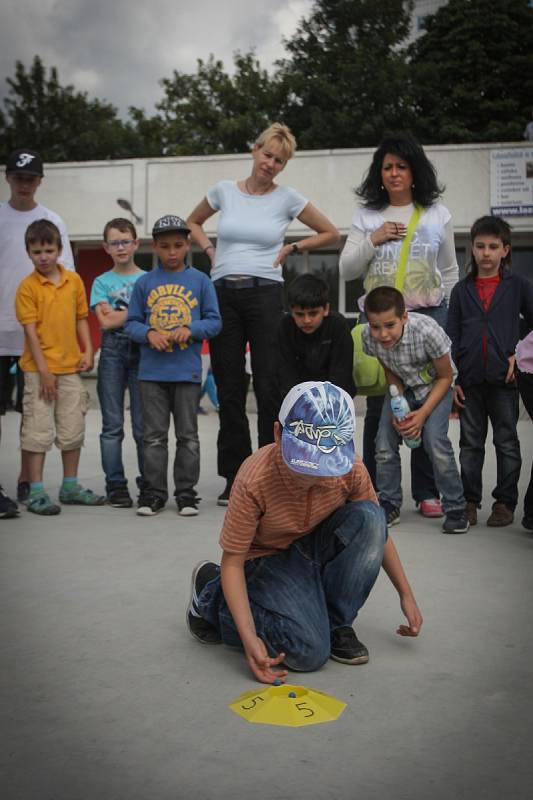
[107,239,135,248]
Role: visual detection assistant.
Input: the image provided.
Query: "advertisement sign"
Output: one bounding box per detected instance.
[490,148,533,217]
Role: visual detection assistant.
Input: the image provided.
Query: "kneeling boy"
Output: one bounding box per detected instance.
[15,220,105,514]
[187,380,422,684]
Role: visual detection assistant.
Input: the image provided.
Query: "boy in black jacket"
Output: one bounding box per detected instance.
[447,216,533,527]
[276,274,356,400]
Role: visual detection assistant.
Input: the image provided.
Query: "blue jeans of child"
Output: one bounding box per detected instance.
[138,380,201,501]
[459,382,521,510]
[97,331,144,492]
[376,387,465,514]
[198,500,387,672]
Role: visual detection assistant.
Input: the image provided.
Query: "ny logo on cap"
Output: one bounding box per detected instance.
[16,153,36,168]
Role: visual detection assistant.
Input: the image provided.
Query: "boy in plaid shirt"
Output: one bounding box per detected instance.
[362,286,468,534]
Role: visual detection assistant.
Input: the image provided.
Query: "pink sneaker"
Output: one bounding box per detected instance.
[419,498,444,518]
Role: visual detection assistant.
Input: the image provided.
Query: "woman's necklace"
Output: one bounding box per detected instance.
[244,177,274,196]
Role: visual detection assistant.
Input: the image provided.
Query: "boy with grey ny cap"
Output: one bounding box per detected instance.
[187,380,423,685]
[125,215,221,517]
[0,148,75,515]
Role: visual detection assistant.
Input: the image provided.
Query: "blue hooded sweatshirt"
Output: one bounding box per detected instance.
[125,265,221,382]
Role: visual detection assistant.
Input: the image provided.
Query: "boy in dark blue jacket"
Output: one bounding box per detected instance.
[447,216,533,527]
[126,215,222,517]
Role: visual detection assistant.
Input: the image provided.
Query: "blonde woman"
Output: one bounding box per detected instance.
[187,123,339,504]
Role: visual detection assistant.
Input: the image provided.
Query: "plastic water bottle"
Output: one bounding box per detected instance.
[389,385,421,449]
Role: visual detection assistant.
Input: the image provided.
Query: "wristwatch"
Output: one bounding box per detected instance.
[291,243,299,254]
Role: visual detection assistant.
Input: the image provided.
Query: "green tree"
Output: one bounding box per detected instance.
[409,0,533,143]
[277,0,414,149]
[0,56,159,161]
[153,52,284,155]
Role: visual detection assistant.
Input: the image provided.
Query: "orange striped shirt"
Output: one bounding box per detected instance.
[220,443,377,559]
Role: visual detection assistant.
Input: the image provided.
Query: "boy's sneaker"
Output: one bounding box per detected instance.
[107,486,133,508]
[442,510,470,534]
[217,478,234,507]
[177,494,200,517]
[27,492,61,516]
[186,560,222,644]
[486,502,514,527]
[522,516,533,532]
[330,626,369,665]
[466,501,478,527]
[418,498,444,518]
[380,500,400,527]
[59,484,106,506]
[17,481,30,504]
[0,485,19,518]
[137,491,165,516]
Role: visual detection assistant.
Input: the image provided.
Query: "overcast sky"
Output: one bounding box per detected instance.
[0,0,314,118]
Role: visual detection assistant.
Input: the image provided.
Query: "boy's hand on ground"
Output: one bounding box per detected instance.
[397,594,423,637]
[39,370,57,402]
[452,384,465,412]
[244,636,288,684]
[147,329,172,350]
[171,326,192,344]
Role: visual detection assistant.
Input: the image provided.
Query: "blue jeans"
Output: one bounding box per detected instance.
[459,382,521,510]
[376,388,465,514]
[210,282,283,480]
[138,380,201,501]
[198,501,387,672]
[97,331,144,492]
[361,302,448,503]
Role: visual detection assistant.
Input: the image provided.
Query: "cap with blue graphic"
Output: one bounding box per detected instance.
[278,381,356,477]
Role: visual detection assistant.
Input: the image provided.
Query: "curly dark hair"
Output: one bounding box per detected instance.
[356,133,444,210]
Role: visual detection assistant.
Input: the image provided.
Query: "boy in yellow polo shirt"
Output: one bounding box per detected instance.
[15,219,105,515]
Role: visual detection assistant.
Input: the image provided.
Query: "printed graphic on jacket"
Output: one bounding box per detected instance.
[147,283,198,350]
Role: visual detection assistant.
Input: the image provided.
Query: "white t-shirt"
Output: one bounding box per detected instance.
[206,180,307,282]
[0,202,75,356]
[339,202,458,311]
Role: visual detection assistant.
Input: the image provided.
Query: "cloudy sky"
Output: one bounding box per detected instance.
[0,0,314,118]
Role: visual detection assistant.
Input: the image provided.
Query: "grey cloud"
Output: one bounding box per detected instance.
[0,0,312,117]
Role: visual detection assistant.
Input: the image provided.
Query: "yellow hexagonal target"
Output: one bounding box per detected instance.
[229,684,346,727]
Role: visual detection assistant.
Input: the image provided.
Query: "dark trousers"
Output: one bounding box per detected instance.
[210,283,283,480]
[138,380,200,501]
[517,371,533,518]
[459,382,521,510]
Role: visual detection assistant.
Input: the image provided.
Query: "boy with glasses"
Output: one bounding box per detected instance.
[90,218,145,507]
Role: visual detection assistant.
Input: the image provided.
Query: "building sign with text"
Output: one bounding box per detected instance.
[490,148,533,217]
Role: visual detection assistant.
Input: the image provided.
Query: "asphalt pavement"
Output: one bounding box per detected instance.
[1,392,533,800]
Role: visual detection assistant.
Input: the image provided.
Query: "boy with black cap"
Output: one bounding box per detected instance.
[187,380,422,684]
[0,149,75,514]
[125,215,221,516]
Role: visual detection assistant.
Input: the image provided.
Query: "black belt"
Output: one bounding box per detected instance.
[214,277,280,289]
